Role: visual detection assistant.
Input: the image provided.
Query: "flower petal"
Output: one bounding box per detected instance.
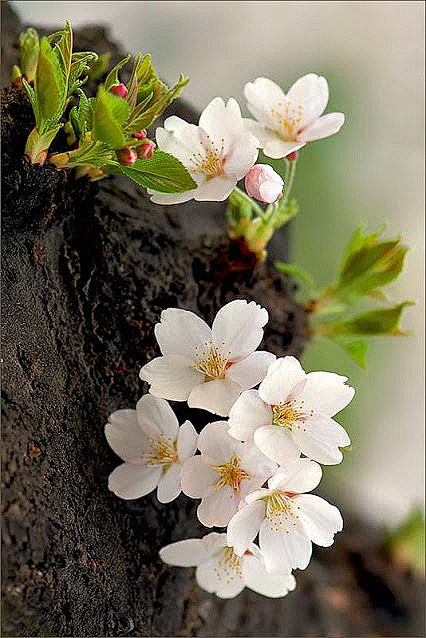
[159,538,213,566]
[227,351,276,391]
[197,488,241,527]
[196,557,245,598]
[188,378,241,417]
[136,394,179,440]
[258,356,306,406]
[157,464,182,503]
[108,463,162,500]
[194,176,236,201]
[243,118,275,146]
[244,77,286,125]
[140,355,202,402]
[298,112,345,142]
[150,190,197,205]
[268,458,322,493]
[105,409,148,463]
[295,371,355,417]
[224,132,259,179]
[177,420,198,461]
[181,456,217,498]
[254,425,301,465]
[263,138,305,160]
[287,73,329,122]
[212,299,269,362]
[154,308,212,357]
[292,417,350,465]
[228,389,273,442]
[199,97,244,152]
[242,554,297,598]
[259,517,312,572]
[196,421,238,462]
[239,443,277,483]
[227,500,266,556]
[295,494,343,547]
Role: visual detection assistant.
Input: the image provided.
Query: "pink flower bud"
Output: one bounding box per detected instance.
[245,164,284,204]
[109,83,128,99]
[116,147,138,166]
[132,129,147,140]
[287,151,298,162]
[137,139,156,160]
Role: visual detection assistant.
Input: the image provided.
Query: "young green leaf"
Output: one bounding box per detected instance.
[321,301,414,337]
[18,27,39,82]
[33,36,67,131]
[92,85,130,148]
[274,262,316,289]
[334,339,368,369]
[104,55,131,91]
[87,51,111,82]
[68,51,98,95]
[271,197,299,229]
[117,151,196,193]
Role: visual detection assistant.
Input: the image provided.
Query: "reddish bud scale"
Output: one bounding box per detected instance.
[137,140,156,160]
[109,83,128,99]
[287,151,298,162]
[116,147,138,166]
[132,130,147,140]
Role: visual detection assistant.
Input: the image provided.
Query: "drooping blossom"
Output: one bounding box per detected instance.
[228,356,353,465]
[181,421,277,527]
[105,395,197,502]
[149,97,259,204]
[245,164,284,204]
[159,532,296,599]
[244,74,345,159]
[227,458,343,573]
[140,300,275,417]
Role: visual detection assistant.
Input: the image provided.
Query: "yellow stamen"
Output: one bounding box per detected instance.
[143,433,178,467]
[193,340,230,381]
[212,453,250,493]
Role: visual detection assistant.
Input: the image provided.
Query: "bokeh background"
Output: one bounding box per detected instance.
[12,0,424,535]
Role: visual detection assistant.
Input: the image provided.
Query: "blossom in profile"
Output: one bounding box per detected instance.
[105,395,197,502]
[149,97,259,204]
[245,164,284,204]
[140,300,275,417]
[228,356,353,465]
[159,532,296,599]
[181,421,277,527]
[244,74,345,159]
[227,458,343,573]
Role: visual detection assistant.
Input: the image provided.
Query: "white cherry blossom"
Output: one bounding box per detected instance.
[228,356,354,465]
[181,421,277,527]
[149,97,259,204]
[105,395,197,503]
[227,458,343,573]
[159,532,296,599]
[140,300,275,417]
[244,74,345,159]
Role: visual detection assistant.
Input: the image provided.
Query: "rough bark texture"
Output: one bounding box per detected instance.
[2,5,424,637]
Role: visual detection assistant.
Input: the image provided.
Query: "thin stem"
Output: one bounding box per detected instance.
[232,186,264,217]
[281,158,297,204]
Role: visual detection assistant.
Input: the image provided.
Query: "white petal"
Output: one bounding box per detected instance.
[228,389,273,442]
[244,77,286,125]
[181,455,217,498]
[188,378,241,417]
[254,426,300,465]
[157,464,182,503]
[259,517,312,572]
[108,463,162,500]
[259,179,284,203]
[242,554,296,598]
[196,421,238,462]
[295,371,355,417]
[292,417,350,465]
[136,394,179,440]
[202,531,228,553]
[287,73,329,122]
[239,443,277,482]
[227,500,266,556]
[150,190,197,205]
[263,138,305,160]
[199,97,244,151]
[196,557,245,598]
[194,176,236,201]
[154,308,212,357]
[258,356,306,406]
[224,132,259,179]
[212,299,268,362]
[227,351,276,391]
[295,494,343,547]
[298,112,345,142]
[197,488,241,527]
[140,355,202,401]
[177,420,198,461]
[159,538,212,567]
[268,458,322,493]
[243,118,274,146]
[105,409,148,463]
[245,488,272,504]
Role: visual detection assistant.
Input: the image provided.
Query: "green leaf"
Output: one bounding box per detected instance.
[33,37,66,132]
[104,55,131,91]
[68,50,98,95]
[335,339,368,369]
[18,27,39,82]
[92,85,130,148]
[118,151,196,193]
[274,262,316,289]
[53,20,72,84]
[87,51,111,81]
[272,197,299,229]
[322,301,414,337]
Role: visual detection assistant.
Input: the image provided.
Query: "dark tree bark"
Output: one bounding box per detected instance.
[1,4,424,637]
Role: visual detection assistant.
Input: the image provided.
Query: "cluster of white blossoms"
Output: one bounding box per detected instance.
[105,300,354,599]
[149,73,344,205]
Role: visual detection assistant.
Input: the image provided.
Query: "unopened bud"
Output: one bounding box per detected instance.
[132,129,147,140]
[287,151,298,162]
[109,83,128,99]
[116,147,138,166]
[137,139,156,160]
[245,164,284,204]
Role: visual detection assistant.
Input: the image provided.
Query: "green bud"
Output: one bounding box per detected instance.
[19,27,40,83]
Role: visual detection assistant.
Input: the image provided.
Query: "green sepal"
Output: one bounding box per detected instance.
[116,151,196,193]
[321,301,414,337]
[92,85,130,148]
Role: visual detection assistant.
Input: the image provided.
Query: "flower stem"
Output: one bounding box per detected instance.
[282,157,297,205]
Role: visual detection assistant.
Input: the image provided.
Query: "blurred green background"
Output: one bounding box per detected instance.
[12,1,424,533]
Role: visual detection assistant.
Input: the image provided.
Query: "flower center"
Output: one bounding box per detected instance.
[193,341,231,381]
[272,402,304,431]
[214,546,243,581]
[188,136,226,177]
[270,100,304,141]
[265,490,301,532]
[143,433,178,467]
[211,453,250,493]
